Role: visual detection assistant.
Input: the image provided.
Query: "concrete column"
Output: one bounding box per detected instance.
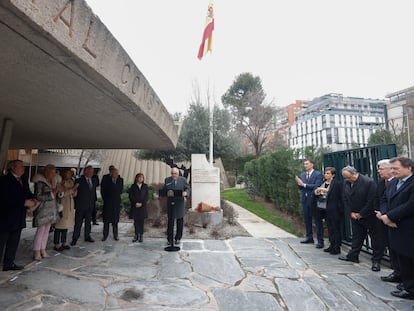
[0,119,14,174]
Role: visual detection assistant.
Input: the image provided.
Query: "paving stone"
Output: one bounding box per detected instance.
[182,241,204,251]
[110,308,215,311]
[303,275,356,310]
[238,256,286,269]
[10,269,106,309]
[190,272,225,288]
[0,283,34,309]
[244,275,277,293]
[106,279,209,306]
[230,237,274,250]
[265,267,299,279]
[275,278,326,311]
[190,252,245,285]
[269,239,307,270]
[323,273,394,311]
[349,272,402,302]
[213,288,283,311]
[159,252,192,278]
[204,240,232,252]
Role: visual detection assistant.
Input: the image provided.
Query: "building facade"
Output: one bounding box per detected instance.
[386,86,414,158]
[289,93,387,152]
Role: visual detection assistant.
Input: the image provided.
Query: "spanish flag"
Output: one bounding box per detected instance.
[197,1,214,60]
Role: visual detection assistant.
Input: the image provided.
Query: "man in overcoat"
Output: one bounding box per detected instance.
[377,157,414,299]
[0,160,36,270]
[162,167,190,245]
[339,166,383,272]
[100,167,123,241]
[71,165,99,245]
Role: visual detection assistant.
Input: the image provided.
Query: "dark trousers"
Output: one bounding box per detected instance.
[382,224,401,274]
[398,254,414,294]
[314,211,324,244]
[326,216,342,252]
[91,203,97,224]
[72,208,92,242]
[0,229,22,267]
[302,203,313,240]
[53,229,68,244]
[167,217,183,243]
[134,219,145,235]
[348,217,384,262]
[103,222,118,239]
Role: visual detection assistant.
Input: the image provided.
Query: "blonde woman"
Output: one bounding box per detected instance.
[32,165,64,260]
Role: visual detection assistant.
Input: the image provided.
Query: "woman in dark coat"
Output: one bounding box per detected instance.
[313,167,343,254]
[129,173,149,243]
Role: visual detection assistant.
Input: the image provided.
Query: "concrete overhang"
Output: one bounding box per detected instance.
[0,0,178,149]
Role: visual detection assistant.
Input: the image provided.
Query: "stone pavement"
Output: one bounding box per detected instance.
[0,206,413,310]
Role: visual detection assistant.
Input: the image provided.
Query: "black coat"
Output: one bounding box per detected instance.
[101,176,123,223]
[162,176,190,219]
[380,175,414,258]
[74,175,99,211]
[0,173,33,232]
[312,179,343,220]
[129,183,149,220]
[343,174,377,220]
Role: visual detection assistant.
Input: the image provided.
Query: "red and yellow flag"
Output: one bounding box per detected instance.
[197,1,214,60]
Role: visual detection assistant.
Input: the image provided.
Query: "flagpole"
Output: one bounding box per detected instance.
[209,90,213,165]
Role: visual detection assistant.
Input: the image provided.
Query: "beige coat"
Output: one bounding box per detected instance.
[55,179,77,229]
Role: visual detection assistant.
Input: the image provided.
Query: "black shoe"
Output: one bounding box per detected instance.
[102,237,107,242]
[70,240,77,246]
[329,249,340,255]
[114,236,119,241]
[132,235,138,243]
[62,244,71,250]
[3,263,24,271]
[371,261,381,272]
[139,235,143,243]
[53,246,64,252]
[381,272,402,283]
[323,247,332,253]
[300,239,314,244]
[338,255,359,263]
[316,243,324,249]
[391,289,414,299]
[85,237,95,242]
[93,222,99,226]
[397,283,405,291]
[175,239,181,244]
[167,240,172,246]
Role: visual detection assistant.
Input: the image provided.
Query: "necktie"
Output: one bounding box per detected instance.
[87,178,92,189]
[112,178,116,184]
[17,177,23,187]
[396,179,405,191]
[384,179,389,187]
[173,180,176,188]
[306,173,310,182]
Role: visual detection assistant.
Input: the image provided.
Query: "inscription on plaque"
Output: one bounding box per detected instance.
[192,169,219,183]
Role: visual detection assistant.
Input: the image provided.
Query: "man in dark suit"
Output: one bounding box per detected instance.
[377,157,414,299]
[71,165,99,245]
[295,159,324,247]
[0,160,36,271]
[100,167,123,241]
[376,159,400,282]
[339,166,383,272]
[162,167,190,245]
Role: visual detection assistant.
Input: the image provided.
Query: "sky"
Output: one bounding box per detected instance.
[85,0,414,114]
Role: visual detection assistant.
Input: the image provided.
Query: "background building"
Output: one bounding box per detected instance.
[386,86,414,158]
[289,93,387,152]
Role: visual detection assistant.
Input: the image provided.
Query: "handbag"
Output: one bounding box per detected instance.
[316,197,327,210]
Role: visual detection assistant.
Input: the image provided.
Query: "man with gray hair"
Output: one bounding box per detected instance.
[376,159,400,283]
[339,166,383,272]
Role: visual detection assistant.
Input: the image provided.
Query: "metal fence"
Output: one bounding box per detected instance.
[322,144,397,258]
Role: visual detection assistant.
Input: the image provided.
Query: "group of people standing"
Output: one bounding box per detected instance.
[0,161,153,271]
[296,157,414,300]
